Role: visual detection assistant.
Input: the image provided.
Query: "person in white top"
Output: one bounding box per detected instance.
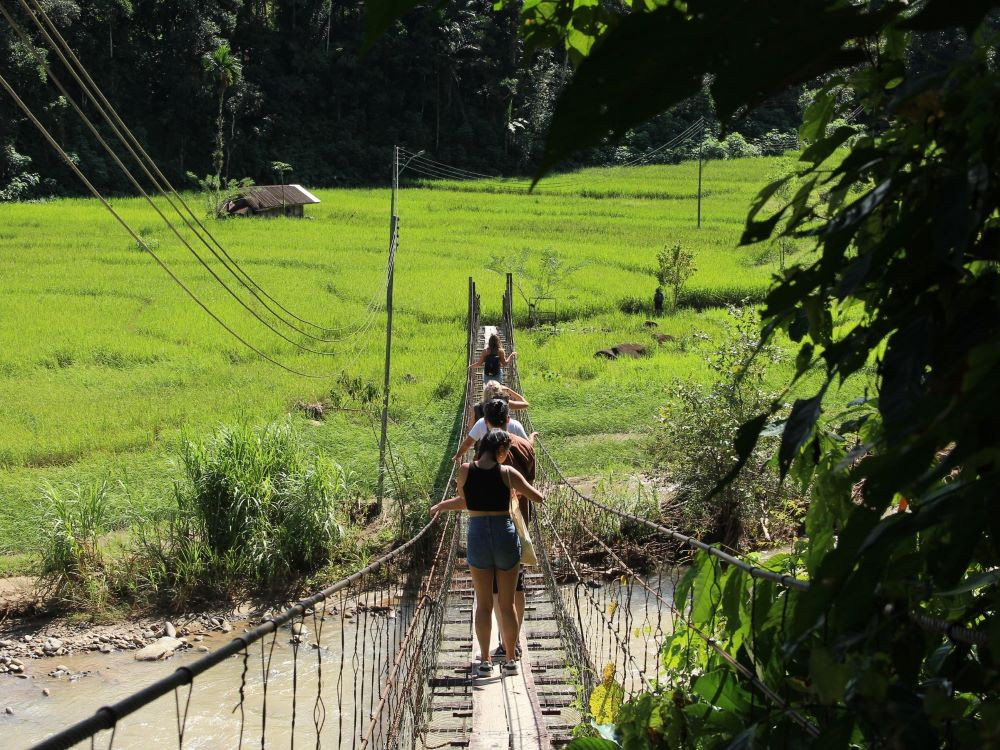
[453,398,536,463]
[469,380,529,430]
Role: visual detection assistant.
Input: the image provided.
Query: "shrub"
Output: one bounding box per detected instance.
[758,129,797,156]
[722,132,761,159]
[655,242,696,314]
[652,307,804,549]
[176,421,347,582]
[132,226,160,253]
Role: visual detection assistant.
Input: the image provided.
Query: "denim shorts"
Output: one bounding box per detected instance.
[485,369,504,385]
[467,516,520,571]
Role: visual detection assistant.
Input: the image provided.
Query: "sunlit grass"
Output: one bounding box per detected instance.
[0,156,822,555]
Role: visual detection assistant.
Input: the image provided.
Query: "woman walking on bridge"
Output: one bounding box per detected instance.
[470,333,515,384]
[431,429,544,676]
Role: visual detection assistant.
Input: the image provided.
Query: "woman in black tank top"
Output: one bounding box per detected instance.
[470,333,516,385]
[431,429,544,676]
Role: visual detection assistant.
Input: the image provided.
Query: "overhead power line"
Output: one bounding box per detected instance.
[0,68,383,380]
[397,118,707,193]
[14,0,381,345]
[617,117,705,167]
[398,148,579,190]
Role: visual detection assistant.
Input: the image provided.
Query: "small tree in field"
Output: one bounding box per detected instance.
[655,242,696,313]
[486,247,584,324]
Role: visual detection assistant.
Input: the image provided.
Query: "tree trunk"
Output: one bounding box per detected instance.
[214,89,225,179]
[226,109,235,181]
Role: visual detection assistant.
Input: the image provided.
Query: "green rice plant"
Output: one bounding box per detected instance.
[618,295,647,315]
[177,420,348,582]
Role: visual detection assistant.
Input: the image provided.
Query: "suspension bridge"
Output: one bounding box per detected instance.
[26,273,822,750]
[3,5,821,744]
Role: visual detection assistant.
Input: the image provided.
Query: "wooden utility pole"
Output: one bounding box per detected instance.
[377,147,399,508]
[697,118,705,229]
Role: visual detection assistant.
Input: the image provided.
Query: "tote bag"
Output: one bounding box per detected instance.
[510,494,538,566]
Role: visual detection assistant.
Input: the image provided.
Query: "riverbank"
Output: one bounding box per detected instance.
[0,599,264,675]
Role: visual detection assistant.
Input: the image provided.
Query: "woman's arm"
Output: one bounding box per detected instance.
[501,385,528,410]
[453,418,486,462]
[469,349,487,369]
[452,435,475,463]
[502,350,516,367]
[501,466,545,503]
[502,385,526,402]
[430,496,468,515]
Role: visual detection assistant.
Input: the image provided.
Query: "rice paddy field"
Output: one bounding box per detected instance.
[0,155,850,562]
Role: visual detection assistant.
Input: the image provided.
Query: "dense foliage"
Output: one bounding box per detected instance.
[653,308,803,551]
[177,421,346,579]
[39,420,352,610]
[489,0,1000,746]
[0,0,803,198]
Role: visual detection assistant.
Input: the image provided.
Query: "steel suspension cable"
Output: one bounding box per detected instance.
[534,438,992,645]
[5,0,383,349]
[534,438,809,590]
[31,294,480,750]
[28,510,445,750]
[500,306,820,735]
[554,498,822,736]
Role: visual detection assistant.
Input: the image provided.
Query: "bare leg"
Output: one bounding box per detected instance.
[469,566,495,663]
[491,590,524,656]
[494,588,526,630]
[494,564,520,658]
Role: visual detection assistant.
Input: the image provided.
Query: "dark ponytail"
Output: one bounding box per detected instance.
[479,428,511,459]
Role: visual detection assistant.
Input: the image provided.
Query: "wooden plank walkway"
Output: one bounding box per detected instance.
[420,326,581,749]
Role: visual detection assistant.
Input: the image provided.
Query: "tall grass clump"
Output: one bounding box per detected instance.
[176,421,348,584]
[41,479,113,609]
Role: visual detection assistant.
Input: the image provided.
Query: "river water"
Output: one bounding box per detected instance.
[7,602,414,750]
[7,568,678,748]
[559,567,680,695]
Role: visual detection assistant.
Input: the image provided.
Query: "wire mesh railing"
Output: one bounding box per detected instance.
[498,281,989,741]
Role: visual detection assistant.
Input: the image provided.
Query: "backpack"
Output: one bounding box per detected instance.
[484,351,501,376]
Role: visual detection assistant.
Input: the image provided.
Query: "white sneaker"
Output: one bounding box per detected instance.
[476,661,494,677]
[501,661,518,675]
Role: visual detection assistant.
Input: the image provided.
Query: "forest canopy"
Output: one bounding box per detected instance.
[0,0,802,198]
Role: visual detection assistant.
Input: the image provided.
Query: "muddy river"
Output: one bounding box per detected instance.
[5,607,412,749]
[5,568,678,748]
